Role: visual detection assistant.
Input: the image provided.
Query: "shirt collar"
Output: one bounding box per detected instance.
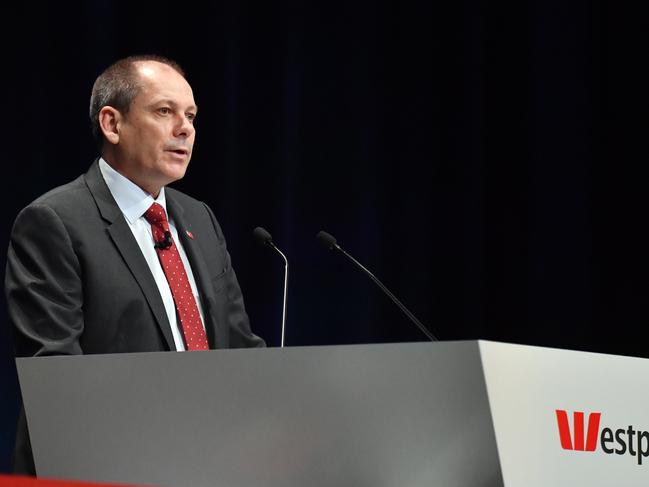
[98,157,167,225]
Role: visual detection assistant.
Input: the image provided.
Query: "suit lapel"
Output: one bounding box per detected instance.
[166,195,224,349]
[84,161,175,350]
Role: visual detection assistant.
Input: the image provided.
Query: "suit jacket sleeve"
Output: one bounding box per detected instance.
[5,203,84,357]
[202,202,265,348]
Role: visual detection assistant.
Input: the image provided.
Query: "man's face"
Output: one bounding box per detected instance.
[111,61,197,196]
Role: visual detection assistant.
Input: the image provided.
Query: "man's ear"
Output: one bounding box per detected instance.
[98,106,121,145]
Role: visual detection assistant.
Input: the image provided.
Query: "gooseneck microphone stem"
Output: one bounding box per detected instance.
[253,227,288,348]
[271,245,289,348]
[317,231,436,341]
[338,246,436,341]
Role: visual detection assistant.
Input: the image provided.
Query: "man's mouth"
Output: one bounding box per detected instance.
[166,148,189,156]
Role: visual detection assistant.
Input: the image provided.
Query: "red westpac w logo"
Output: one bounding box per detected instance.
[555,410,602,452]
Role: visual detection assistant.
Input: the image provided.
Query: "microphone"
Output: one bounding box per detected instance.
[316,230,437,341]
[154,231,173,250]
[253,227,288,347]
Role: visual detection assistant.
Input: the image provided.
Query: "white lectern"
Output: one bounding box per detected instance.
[16,341,649,486]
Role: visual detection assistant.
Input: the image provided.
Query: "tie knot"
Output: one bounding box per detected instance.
[144,203,168,226]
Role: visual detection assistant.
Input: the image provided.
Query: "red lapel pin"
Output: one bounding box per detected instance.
[186,230,194,239]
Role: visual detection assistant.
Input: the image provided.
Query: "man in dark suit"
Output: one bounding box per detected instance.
[5,55,264,473]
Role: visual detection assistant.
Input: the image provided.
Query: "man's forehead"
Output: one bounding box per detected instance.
[134,61,189,90]
[134,60,177,77]
[137,87,196,109]
[133,62,196,106]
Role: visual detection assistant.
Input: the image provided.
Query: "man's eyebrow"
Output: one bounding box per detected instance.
[151,99,198,112]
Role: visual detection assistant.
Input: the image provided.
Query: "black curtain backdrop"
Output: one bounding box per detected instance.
[1,0,648,472]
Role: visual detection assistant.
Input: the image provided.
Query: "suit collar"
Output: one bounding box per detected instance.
[98,158,168,225]
[83,158,122,224]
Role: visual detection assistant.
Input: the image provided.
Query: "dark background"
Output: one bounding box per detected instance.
[2,0,648,472]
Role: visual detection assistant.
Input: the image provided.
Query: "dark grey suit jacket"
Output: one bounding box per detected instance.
[5,160,264,472]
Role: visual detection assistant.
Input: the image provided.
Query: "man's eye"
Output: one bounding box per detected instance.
[187,113,196,123]
[158,107,171,115]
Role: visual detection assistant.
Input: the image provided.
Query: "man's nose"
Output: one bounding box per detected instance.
[174,115,195,138]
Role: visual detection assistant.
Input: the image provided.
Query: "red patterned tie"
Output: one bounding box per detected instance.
[144,203,209,351]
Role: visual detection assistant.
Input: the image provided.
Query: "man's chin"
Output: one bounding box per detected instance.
[161,171,187,187]
[161,160,190,183]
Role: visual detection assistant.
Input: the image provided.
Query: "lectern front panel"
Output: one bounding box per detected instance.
[17,342,502,487]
